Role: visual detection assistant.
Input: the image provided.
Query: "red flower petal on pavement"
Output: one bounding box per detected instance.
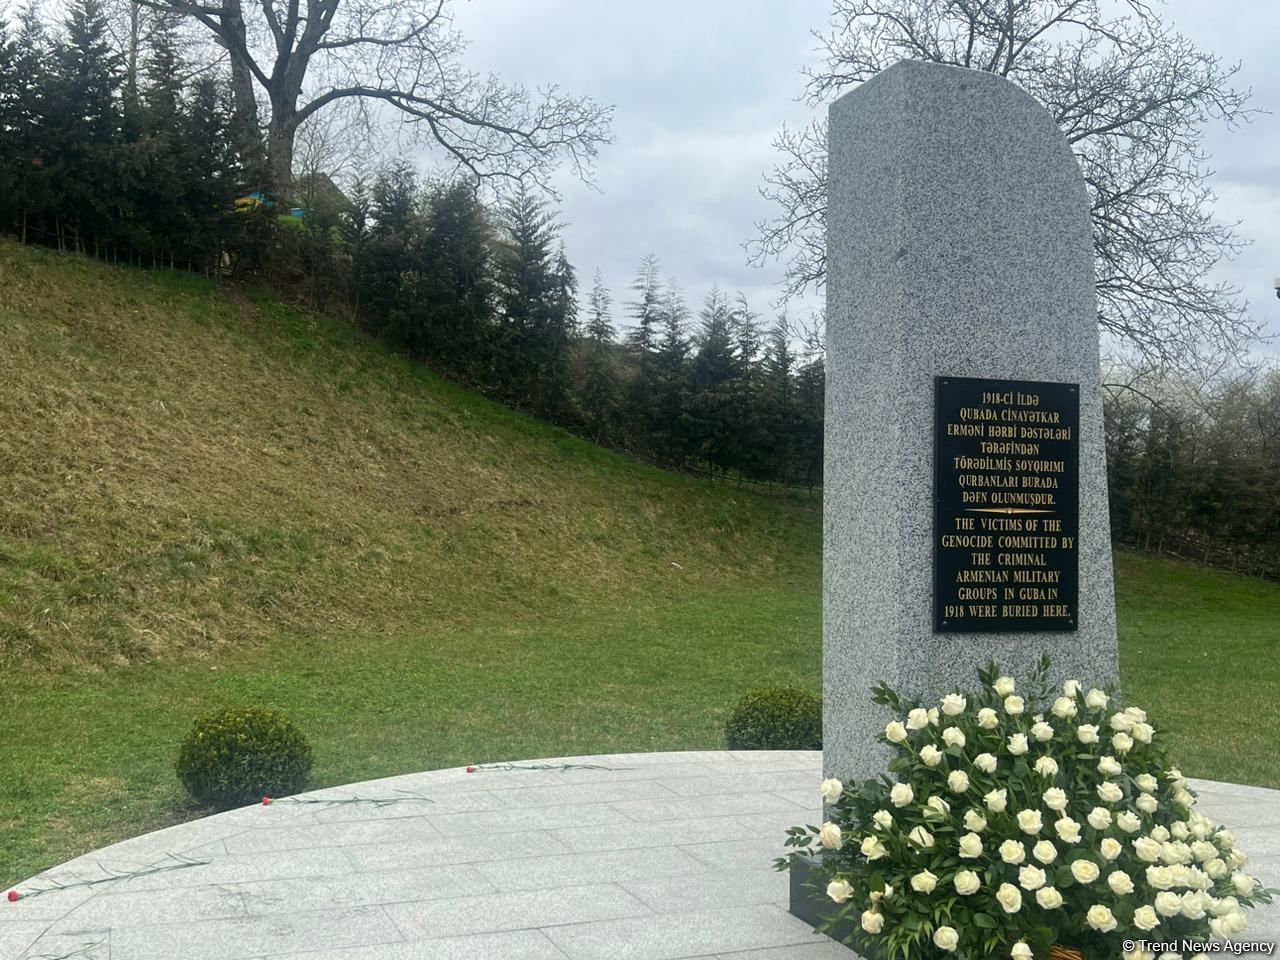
[466,766,476,773]
[6,891,18,902]
[262,796,271,805]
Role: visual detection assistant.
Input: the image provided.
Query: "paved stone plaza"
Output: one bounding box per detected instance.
[3,751,1277,959]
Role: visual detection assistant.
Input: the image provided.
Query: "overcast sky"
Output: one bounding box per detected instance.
[446,0,1278,358]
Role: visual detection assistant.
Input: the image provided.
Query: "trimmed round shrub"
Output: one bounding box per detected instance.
[177,706,313,807]
[724,686,822,750]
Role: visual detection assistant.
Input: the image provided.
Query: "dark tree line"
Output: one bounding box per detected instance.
[1105,371,1280,579]
[0,0,265,268]
[349,164,825,487]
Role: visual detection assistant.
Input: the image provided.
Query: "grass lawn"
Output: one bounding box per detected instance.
[1,241,1277,888]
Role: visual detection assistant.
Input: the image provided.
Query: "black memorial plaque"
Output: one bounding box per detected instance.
[934,376,1079,633]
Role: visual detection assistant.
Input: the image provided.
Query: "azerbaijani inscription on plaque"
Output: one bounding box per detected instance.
[934,376,1079,633]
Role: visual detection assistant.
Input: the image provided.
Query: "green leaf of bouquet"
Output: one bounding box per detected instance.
[972,912,997,929]
[1055,865,1075,887]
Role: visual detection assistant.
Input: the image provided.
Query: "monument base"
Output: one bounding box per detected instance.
[787,853,856,952]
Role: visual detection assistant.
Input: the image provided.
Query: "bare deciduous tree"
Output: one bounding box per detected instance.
[140,0,612,193]
[748,0,1261,370]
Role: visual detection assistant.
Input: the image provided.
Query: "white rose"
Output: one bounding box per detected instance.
[1004,695,1025,716]
[861,835,888,860]
[1054,817,1082,843]
[1087,807,1112,830]
[1012,941,1033,960]
[1228,849,1248,869]
[820,778,844,803]
[928,707,940,726]
[861,909,884,934]
[999,839,1026,864]
[1110,711,1134,732]
[1215,828,1235,850]
[1173,787,1196,809]
[1034,756,1058,778]
[1171,822,1191,841]
[1097,781,1124,804]
[954,869,981,895]
[985,788,1008,813]
[1226,910,1247,933]
[941,693,966,716]
[942,726,966,748]
[890,783,914,807]
[1211,896,1239,917]
[1097,755,1122,776]
[947,770,970,794]
[872,809,893,830]
[1018,864,1047,890]
[1182,839,1213,865]
[1117,811,1142,833]
[1180,891,1207,920]
[1122,704,1146,722]
[1031,721,1054,742]
[1136,793,1158,814]
[909,825,934,849]
[1134,837,1162,862]
[958,832,983,858]
[963,809,987,833]
[1113,732,1134,754]
[1042,787,1068,812]
[1071,860,1101,884]
[1099,837,1123,861]
[1036,886,1063,909]
[819,822,843,850]
[926,795,951,818]
[1136,773,1157,792]
[1232,873,1256,896]
[973,752,997,774]
[1016,809,1043,835]
[1160,840,1190,864]
[906,708,929,730]
[1087,904,1117,932]
[1155,891,1183,917]
[1165,766,1185,784]
[1063,679,1082,698]
[920,744,944,767]
[911,869,938,893]
[977,707,999,730]
[1210,916,1231,940]
[1085,688,1109,710]
[1077,724,1099,744]
[1146,866,1174,889]
[884,721,908,743]
[1108,870,1135,895]
[996,882,1023,914]
[827,878,853,903]
[1133,722,1154,743]
[1134,904,1160,931]
[1032,840,1057,863]
[994,676,1016,696]
[1007,733,1029,756]
[933,925,959,952]
[1205,858,1228,880]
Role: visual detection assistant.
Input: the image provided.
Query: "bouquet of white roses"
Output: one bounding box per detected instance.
[780,658,1273,960]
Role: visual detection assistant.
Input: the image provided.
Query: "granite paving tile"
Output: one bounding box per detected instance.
[550,816,758,853]
[254,928,569,959]
[543,904,829,960]
[341,827,571,873]
[236,863,496,916]
[110,904,402,960]
[384,882,652,941]
[470,844,713,892]
[0,922,48,960]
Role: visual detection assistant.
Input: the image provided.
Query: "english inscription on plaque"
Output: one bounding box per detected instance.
[934,376,1079,633]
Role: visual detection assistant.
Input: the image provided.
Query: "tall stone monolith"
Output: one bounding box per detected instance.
[824,60,1119,785]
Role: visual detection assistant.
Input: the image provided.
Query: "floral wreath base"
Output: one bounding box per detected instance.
[781,659,1274,960]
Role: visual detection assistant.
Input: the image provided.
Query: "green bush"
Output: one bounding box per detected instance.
[725,686,822,750]
[176,706,313,807]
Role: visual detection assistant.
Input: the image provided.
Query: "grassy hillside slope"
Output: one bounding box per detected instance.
[1,240,1277,888]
